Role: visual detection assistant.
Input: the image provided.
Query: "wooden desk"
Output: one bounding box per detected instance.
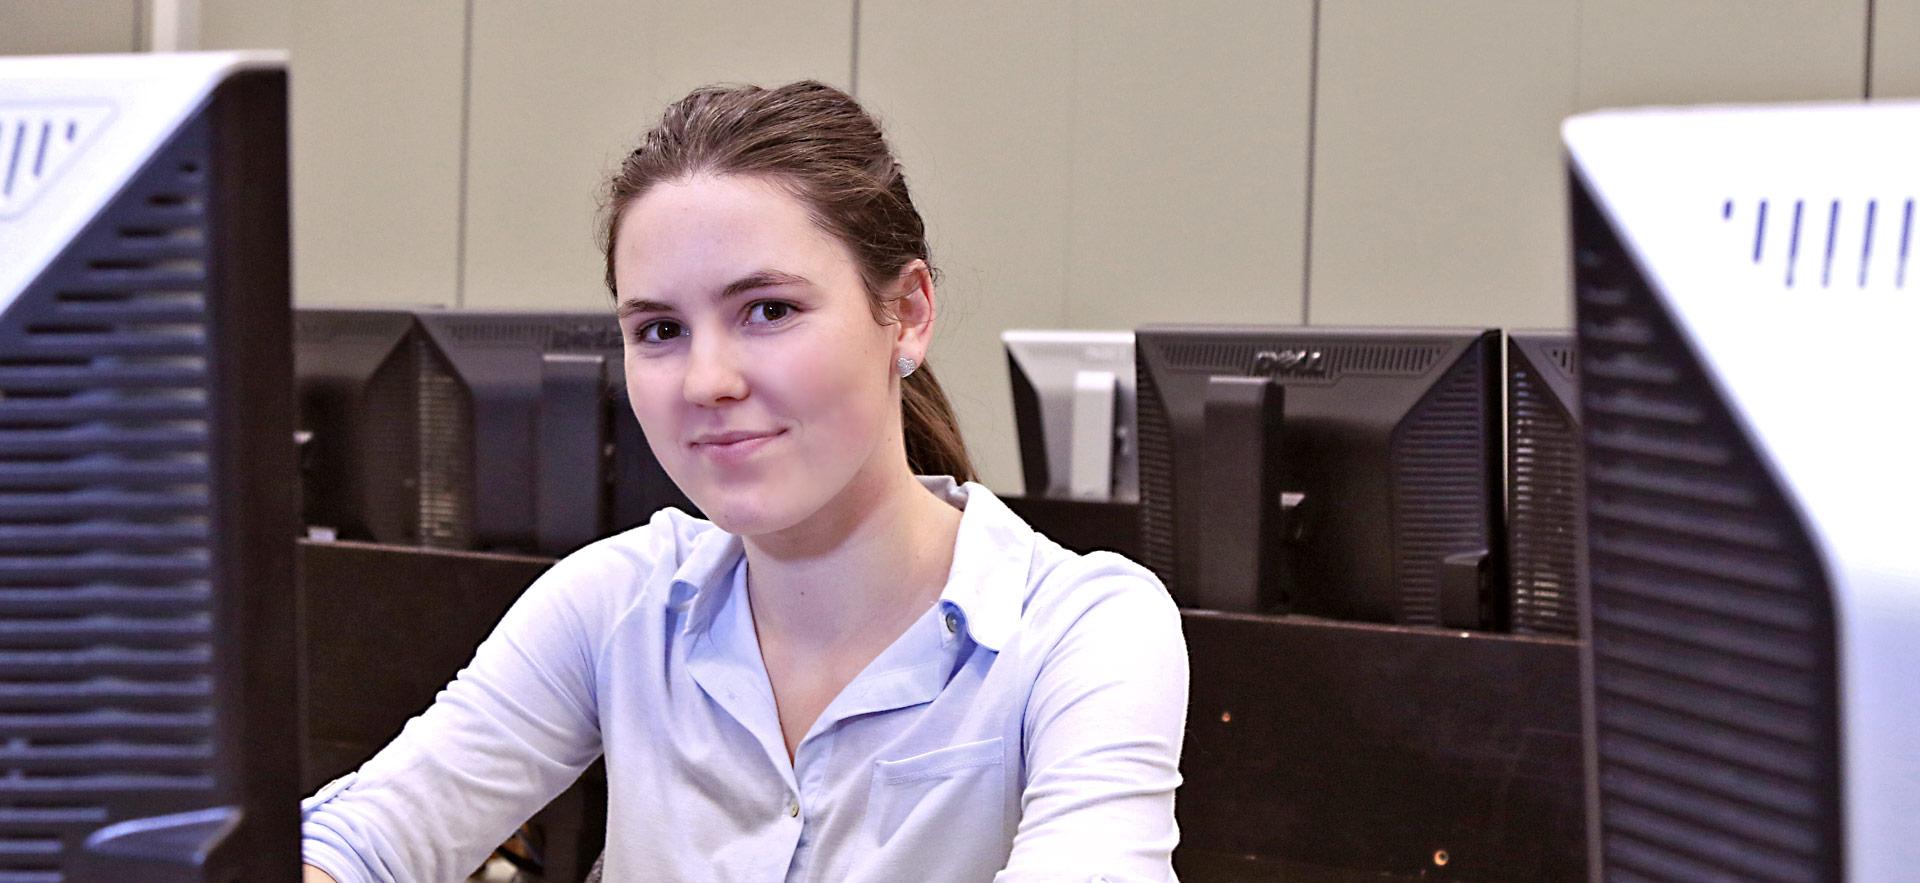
[1177,612,1585,880]
[297,539,1586,882]
[1008,495,1588,880]
[296,540,601,883]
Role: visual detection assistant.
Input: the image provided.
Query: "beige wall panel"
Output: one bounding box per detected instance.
[461,1,852,313]
[1872,0,1920,96]
[202,1,466,308]
[0,1,139,55]
[199,0,291,51]
[1578,0,1867,110]
[1067,1,1312,328]
[859,2,1074,493]
[1310,1,1579,330]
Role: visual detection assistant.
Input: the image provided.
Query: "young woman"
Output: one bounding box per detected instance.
[300,81,1188,883]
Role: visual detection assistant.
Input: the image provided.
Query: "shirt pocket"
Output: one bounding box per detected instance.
[867,736,1007,846]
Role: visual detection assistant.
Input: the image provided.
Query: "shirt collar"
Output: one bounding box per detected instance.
[924,476,1034,652]
[667,526,744,637]
[666,476,1037,651]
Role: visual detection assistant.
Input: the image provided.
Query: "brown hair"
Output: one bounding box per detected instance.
[601,81,975,483]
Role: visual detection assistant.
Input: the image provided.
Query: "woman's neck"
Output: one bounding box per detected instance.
[741,464,963,654]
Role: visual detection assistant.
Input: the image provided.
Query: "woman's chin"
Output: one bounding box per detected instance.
[690,492,801,538]
[682,463,870,541]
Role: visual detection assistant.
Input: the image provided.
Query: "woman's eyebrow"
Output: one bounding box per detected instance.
[617,269,813,320]
[719,269,812,300]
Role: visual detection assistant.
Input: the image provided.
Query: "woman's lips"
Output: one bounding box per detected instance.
[691,429,784,464]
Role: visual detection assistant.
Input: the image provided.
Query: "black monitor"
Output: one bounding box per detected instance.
[410,310,696,557]
[293,308,426,545]
[1506,331,1581,637]
[0,53,296,878]
[1135,326,1503,626]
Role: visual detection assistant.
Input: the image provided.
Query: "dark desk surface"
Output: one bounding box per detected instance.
[1179,611,1585,880]
[298,538,1586,882]
[299,539,558,782]
[297,540,600,882]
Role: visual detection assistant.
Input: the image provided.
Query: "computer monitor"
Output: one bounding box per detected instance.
[293,308,425,545]
[1134,326,1504,625]
[1567,103,1920,882]
[1507,331,1581,637]
[410,310,695,557]
[0,52,297,878]
[1003,329,1138,502]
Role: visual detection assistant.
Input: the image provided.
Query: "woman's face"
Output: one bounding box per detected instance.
[611,173,917,537]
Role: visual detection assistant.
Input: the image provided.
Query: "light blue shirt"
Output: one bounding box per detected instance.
[301,477,1188,882]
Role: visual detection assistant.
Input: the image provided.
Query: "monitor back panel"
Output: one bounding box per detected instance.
[294,309,424,544]
[1135,327,1501,624]
[0,68,298,879]
[1573,176,1842,883]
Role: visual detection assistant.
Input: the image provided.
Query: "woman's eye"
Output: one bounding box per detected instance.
[747,301,793,324]
[636,320,683,343]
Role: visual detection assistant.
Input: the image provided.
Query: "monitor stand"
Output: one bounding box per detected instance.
[1196,375,1294,613]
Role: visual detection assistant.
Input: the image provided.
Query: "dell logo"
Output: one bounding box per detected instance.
[1252,348,1327,377]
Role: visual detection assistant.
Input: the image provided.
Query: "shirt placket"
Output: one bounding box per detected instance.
[683,564,808,879]
[783,606,965,882]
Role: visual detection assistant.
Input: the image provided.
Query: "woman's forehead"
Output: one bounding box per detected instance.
[613,174,855,295]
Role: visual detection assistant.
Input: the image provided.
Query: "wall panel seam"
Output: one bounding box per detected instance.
[1866,0,1878,97]
[455,0,475,307]
[1064,6,1079,329]
[1301,0,1321,325]
[850,0,862,95]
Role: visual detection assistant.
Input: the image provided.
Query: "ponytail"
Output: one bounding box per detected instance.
[901,362,974,483]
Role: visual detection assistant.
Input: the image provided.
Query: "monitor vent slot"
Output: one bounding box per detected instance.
[1508,349,1582,636]
[432,316,620,350]
[296,310,405,341]
[438,318,549,345]
[1388,348,1493,626]
[360,341,422,545]
[1576,182,1843,882]
[1330,343,1448,377]
[1158,339,1449,379]
[0,114,218,870]
[1134,353,1178,595]
[414,337,473,550]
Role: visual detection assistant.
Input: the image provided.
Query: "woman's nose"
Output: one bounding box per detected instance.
[681,334,748,406]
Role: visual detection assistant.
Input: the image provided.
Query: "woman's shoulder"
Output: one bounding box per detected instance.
[1005,531,1187,690]
[1026,537,1177,620]
[516,506,725,622]
[961,485,1177,644]
[951,481,1167,608]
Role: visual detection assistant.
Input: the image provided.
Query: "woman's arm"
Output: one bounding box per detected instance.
[997,564,1190,882]
[299,540,640,882]
[302,865,338,883]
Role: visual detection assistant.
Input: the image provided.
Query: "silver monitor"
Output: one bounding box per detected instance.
[1003,329,1138,502]
[1567,101,1920,882]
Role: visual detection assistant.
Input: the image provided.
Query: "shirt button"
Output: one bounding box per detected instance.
[943,611,960,634]
[787,798,800,818]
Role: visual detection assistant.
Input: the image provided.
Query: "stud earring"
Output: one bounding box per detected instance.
[896,356,918,378]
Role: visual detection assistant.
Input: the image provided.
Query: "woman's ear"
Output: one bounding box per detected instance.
[891,259,937,358]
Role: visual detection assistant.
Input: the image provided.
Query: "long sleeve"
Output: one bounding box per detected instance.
[997,564,1190,883]
[299,530,658,883]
